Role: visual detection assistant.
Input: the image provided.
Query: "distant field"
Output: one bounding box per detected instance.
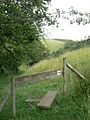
[42,39,65,53]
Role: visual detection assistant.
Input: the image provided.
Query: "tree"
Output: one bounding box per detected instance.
[55,7,90,25]
[0,0,55,74]
[24,40,49,66]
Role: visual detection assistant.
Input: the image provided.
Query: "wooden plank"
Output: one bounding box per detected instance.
[66,63,86,80]
[15,70,62,86]
[37,91,57,109]
[0,90,11,112]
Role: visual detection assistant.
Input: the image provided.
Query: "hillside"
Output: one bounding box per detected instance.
[0,39,90,120]
[41,39,65,53]
[20,47,90,78]
[52,38,74,43]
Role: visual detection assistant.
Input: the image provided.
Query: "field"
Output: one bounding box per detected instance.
[0,40,90,120]
[41,39,65,53]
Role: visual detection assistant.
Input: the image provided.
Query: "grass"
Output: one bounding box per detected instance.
[0,74,11,103]
[19,47,90,78]
[0,41,90,120]
[0,76,87,120]
[42,39,65,53]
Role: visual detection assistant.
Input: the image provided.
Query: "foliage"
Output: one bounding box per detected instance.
[26,40,49,66]
[55,7,90,25]
[0,0,55,74]
[67,7,90,25]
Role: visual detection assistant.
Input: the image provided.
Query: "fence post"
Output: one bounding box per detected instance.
[11,76,16,117]
[63,57,67,95]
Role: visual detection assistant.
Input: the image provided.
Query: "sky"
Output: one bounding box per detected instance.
[44,0,90,40]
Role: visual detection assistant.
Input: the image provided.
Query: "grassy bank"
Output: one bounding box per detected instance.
[20,47,90,78]
[0,46,90,120]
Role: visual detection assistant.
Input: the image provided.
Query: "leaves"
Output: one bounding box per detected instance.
[55,7,90,25]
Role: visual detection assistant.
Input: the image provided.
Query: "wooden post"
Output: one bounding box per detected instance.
[11,76,16,117]
[63,57,67,95]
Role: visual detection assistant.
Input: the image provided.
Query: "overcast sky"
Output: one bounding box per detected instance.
[44,0,90,40]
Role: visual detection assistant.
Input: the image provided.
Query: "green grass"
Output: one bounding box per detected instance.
[42,39,65,53]
[0,76,87,120]
[0,46,90,120]
[0,74,11,103]
[19,47,90,78]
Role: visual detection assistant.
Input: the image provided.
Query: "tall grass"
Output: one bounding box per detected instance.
[0,47,90,120]
[19,47,90,78]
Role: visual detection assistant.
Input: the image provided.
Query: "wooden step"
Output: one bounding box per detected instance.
[25,98,40,103]
[37,91,57,109]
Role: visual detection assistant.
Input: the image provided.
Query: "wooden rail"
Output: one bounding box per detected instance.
[63,57,86,95]
[66,63,86,80]
[15,69,62,86]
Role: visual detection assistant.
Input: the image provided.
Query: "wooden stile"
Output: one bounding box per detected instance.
[0,57,87,117]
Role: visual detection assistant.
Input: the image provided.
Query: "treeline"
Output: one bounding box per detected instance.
[50,39,90,58]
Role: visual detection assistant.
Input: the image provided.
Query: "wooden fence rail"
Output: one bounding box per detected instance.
[66,62,86,80]
[15,69,62,86]
[63,57,86,95]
